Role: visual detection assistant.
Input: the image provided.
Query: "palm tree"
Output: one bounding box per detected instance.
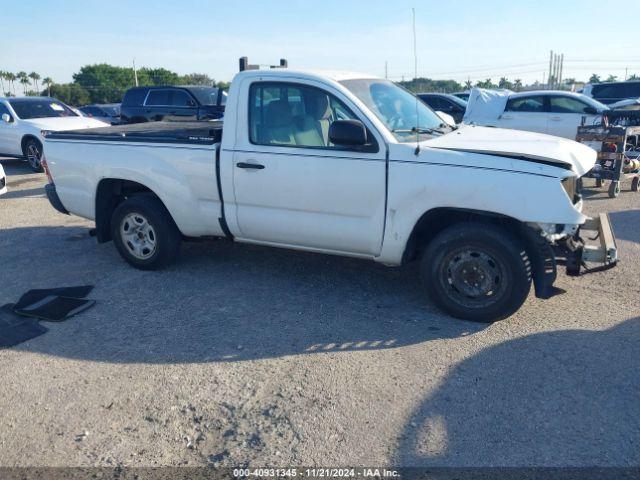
[464,79,473,89]
[5,72,16,96]
[28,72,40,92]
[589,74,601,84]
[17,71,29,95]
[43,77,53,96]
[606,75,618,83]
[0,71,5,97]
[627,74,639,81]
[514,78,523,91]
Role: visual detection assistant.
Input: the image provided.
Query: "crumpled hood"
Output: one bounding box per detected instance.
[425,125,596,176]
[23,116,108,132]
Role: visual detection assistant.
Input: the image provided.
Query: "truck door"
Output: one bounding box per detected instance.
[230,81,387,256]
[495,95,548,135]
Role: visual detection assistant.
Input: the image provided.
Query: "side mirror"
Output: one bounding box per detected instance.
[1,113,12,123]
[329,119,367,146]
[584,106,598,115]
[187,99,197,107]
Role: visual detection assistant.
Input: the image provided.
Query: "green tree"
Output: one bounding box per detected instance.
[627,74,639,81]
[513,78,523,91]
[73,64,138,103]
[139,67,181,86]
[0,71,5,96]
[605,75,618,82]
[48,83,91,106]
[498,77,513,90]
[475,78,496,89]
[28,72,40,92]
[464,79,473,89]
[17,71,30,95]
[589,73,601,83]
[181,73,213,85]
[397,77,463,93]
[5,72,17,96]
[42,77,54,96]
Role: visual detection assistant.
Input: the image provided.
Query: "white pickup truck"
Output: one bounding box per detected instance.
[42,66,617,322]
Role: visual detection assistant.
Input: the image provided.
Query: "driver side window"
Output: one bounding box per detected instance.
[249,82,374,150]
[549,96,592,114]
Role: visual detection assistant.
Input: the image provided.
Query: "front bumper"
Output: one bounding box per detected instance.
[45,183,69,214]
[561,213,618,275]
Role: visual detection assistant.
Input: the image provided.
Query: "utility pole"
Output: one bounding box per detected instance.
[385,61,388,80]
[133,59,139,87]
[548,50,553,88]
[559,54,564,88]
[625,67,628,81]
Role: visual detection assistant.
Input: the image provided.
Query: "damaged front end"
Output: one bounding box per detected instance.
[556,213,618,276]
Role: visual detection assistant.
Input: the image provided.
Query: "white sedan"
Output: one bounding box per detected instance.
[0,162,6,196]
[463,89,609,140]
[0,97,108,172]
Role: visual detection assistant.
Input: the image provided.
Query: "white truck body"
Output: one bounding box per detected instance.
[41,68,617,321]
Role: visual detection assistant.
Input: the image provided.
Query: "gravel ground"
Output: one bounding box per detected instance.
[0,156,638,468]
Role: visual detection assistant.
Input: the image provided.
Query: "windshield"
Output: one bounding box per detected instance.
[9,98,78,120]
[102,105,120,116]
[340,79,447,142]
[187,87,227,106]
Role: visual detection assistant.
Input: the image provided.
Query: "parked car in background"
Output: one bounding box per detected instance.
[0,97,108,172]
[0,162,6,196]
[452,91,471,101]
[80,104,121,125]
[464,89,609,139]
[418,93,467,123]
[120,86,226,124]
[582,81,640,105]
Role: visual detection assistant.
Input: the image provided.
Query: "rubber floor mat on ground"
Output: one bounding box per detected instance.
[13,285,94,311]
[14,296,95,322]
[0,304,48,348]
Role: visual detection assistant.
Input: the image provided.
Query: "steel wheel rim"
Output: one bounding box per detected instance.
[26,144,41,170]
[120,212,157,260]
[439,247,507,309]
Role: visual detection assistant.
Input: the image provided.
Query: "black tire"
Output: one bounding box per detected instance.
[110,194,181,270]
[421,223,532,322]
[608,181,620,198]
[595,178,603,188]
[24,138,43,172]
[631,177,639,192]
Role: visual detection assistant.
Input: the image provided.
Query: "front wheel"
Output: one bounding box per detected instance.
[421,223,532,322]
[111,194,181,270]
[608,181,620,198]
[24,138,43,172]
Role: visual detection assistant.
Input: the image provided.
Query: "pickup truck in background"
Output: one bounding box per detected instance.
[41,64,617,322]
[119,85,226,124]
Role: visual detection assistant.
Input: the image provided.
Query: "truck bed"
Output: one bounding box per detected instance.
[45,120,223,145]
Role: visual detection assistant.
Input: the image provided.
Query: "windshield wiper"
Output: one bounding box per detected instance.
[392,126,448,135]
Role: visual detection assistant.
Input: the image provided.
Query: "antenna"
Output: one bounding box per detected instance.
[412,8,420,156]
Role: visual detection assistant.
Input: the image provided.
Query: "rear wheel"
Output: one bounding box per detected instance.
[111,194,181,270]
[608,181,620,198]
[421,223,532,322]
[631,177,639,192]
[24,138,43,172]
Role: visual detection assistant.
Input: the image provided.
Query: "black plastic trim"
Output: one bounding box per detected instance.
[215,146,233,240]
[45,183,69,215]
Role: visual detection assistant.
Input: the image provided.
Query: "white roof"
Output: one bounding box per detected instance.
[234,68,380,83]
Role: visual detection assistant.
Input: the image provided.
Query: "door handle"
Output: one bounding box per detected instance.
[550,116,562,121]
[500,114,513,120]
[236,162,265,170]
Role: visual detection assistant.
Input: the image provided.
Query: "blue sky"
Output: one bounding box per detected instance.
[4,0,640,85]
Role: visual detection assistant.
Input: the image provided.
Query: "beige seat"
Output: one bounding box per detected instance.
[293,93,332,147]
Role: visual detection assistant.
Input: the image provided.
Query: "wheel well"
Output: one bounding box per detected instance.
[21,135,41,156]
[403,207,555,299]
[402,208,526,264]
[95,179,158,243]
